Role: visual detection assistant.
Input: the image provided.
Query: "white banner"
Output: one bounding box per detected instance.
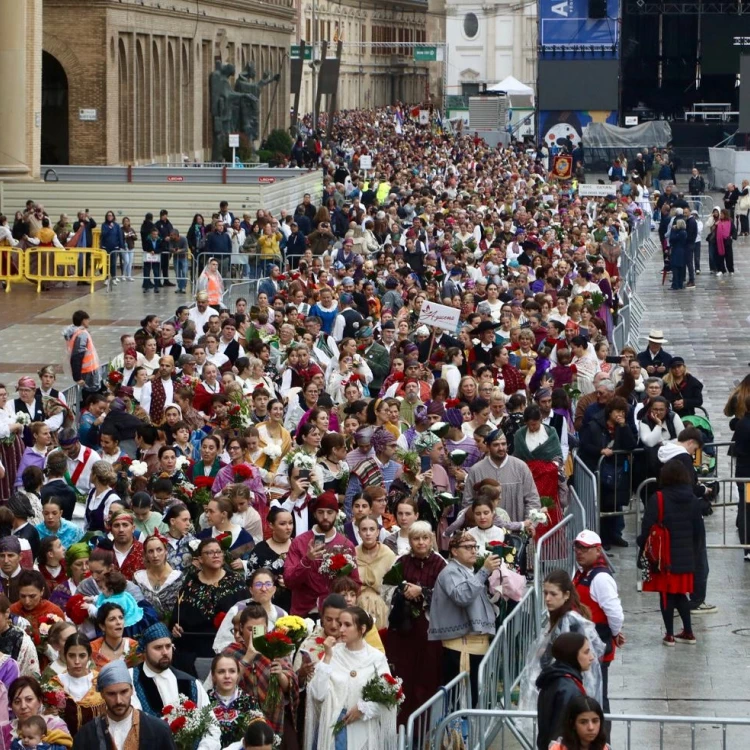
[577,184,616,197]
[418,300,461,333]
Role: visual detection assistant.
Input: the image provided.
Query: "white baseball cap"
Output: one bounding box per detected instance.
[574,530,602,548]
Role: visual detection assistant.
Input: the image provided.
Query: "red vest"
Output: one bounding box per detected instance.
[574,565,616,663]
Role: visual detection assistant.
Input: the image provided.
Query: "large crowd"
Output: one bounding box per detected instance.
[0,106,742,750]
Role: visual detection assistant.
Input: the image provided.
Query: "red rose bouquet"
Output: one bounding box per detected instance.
[162,695,217,750]
[65,593,90,625]
[252,628,296,713]
[233,464,253,483]
[332,669,405,735]
[319,547,356,579]
[193,475,214,506]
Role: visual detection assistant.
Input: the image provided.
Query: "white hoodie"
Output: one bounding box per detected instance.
[657,443,688,463]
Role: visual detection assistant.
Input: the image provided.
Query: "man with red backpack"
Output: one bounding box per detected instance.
[573,530,625,719]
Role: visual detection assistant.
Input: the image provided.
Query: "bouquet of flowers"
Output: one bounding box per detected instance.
[252,629,296,713]
[175,455,191,472]
[319,547,356,579]
[2,412,30,445]
[274,615,310,648]
[290,451,316,471]
[260,443,282,471]
[129,460,148,477]
[334,509,347,533]
[36,612,63,651]
[177,374,200,392]
[212,704,281,749]
[107,370,123,388]
[172,479,196,506]
[65,593,90,626]
[228,398,252,431]
[41,681,67,715]
[215,531,235,566]
[233,464,254,483]
[528,508,550,528]
[332,670,405,735]
[192,475,214,506]
[162,696,218,750]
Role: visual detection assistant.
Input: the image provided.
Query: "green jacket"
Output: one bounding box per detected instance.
[363,342,390,393]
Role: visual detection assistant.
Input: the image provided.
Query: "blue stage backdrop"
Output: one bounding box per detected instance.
[539,0,619,58]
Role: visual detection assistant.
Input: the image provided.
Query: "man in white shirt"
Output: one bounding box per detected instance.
[129,623,220,750]
[138,356,175,419]
[57,430,99,495]
[110,334,143,372]
[188,291,219,333]
[73,659,177,750]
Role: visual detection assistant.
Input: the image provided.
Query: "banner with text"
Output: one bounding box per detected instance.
[418,301,461,333]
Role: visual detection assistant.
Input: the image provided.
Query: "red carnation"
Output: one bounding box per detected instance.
[170,717,187,732]
[330,553,349,570]
[107,371,124,385]
[213,612,226,630]
[65,593,89,625]
[266,630,293,645]
[233,464,253,480]
[349,373,361,383]
[445,398,461,408]
[119,456,133,467]
[182,700,197,711]
[162,705,174,716]
[488,541,503,547]
[392,371,405,382]
[194,476,214,489]
[383,674,398,685]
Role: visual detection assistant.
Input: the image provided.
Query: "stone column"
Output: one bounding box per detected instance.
[0,0,34,177]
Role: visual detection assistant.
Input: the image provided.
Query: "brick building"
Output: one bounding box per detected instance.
[1,0,295,176]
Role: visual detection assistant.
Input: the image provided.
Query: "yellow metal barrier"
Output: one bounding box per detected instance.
[92,228,101,250]
[0,246,25,292]
[24,248,108,293]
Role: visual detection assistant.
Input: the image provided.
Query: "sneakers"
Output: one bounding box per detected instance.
[112,278,119,286]
[663,634,675,647]
[127,277,134,281]
[691,602,718,614]
[696,269,701,275]
[729,272,735,276]
[744,551,750,561]
[716,272,723,278]
[674,630,697,645]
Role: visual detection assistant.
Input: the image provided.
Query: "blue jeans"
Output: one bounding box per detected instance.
[143,261,161,289]
[106,248,118,279]
[173,255,188,291]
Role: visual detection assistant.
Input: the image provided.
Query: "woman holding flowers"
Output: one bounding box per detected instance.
[171,538,247,662]
[207,653,263,747]
[222,604,300,744]
[385,521,445,721]
[211,437,268,515]
[256,399,291,477]
[9,571,64,650]
[197,496,256,567]
[305,606,398,750]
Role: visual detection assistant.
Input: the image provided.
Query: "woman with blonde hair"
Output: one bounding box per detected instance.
[83,461,119,533]
[724,373,750,419]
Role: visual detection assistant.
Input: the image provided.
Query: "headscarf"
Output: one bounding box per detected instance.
[97,659,132,689]
[138,622,172,653]
[445,408,464,429]
[110,398,126,413]
[426,401,445,418]
[413,405,429,426]
[371,427,396,453]
[0,536,21,554]
[16,376,35,391]
[414,431,441,454]
[65,542,91,569]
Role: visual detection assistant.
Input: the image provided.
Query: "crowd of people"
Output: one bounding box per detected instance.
[0,105,732,750]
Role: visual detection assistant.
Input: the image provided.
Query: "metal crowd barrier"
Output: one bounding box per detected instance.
[192,251,281,283]
[433,708,750,750]
[683,193,715,222]
[573,454,599,534]
[224,279,262,313]
[532,513,578,629]
[475,586,538,749]
[401,671,471,750]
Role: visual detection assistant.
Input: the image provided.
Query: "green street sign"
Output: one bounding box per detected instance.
[414,46,438,62]
[291,45,312,60]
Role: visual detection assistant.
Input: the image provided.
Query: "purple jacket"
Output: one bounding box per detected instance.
[14,448,46,487]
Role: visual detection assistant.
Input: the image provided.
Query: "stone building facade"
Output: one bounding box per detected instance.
[296,0,431,115]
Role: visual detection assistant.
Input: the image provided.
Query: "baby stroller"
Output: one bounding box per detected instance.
[682,410,717,477]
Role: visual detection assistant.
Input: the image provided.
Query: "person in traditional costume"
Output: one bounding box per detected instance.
[129,623,221,750]
[0,535,27,603]
[385,521,446,722]
[71,658,177,750]
[45,633,106,736]
[9,571,64,649]
[132,534,183,622]
[222,604,300,743]
[8,677,71,744]
[305,606,397,750]
[0,593,39,678]
[0,384,26,502]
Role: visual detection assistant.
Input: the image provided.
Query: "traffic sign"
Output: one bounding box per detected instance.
[414,46,438,62]
[291,45,312,60]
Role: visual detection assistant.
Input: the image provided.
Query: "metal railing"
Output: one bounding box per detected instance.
[573,454,599,534]
[192,251,281,285]
[475,586,538,750]
[433,709,750,750]
[402,671,471,750]
[223,279,262,313]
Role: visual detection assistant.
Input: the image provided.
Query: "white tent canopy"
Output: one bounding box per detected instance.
[487,76,534,97]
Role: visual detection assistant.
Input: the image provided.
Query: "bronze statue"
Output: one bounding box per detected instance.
[209,60,281,160]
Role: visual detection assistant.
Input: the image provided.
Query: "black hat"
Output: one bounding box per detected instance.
[470,321,502,335]
[669,357,685,367]
[381,321,396,330]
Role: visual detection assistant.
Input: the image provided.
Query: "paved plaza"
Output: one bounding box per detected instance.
[1,221,750,742]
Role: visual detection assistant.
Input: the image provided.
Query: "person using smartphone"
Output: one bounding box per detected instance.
[270,464,315,536]
[283,491,360,617]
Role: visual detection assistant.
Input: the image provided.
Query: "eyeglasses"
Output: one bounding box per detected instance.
[457,544,479,551]
[202,549,223,556]
[253,581,274,590]
[228,445,242,452]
